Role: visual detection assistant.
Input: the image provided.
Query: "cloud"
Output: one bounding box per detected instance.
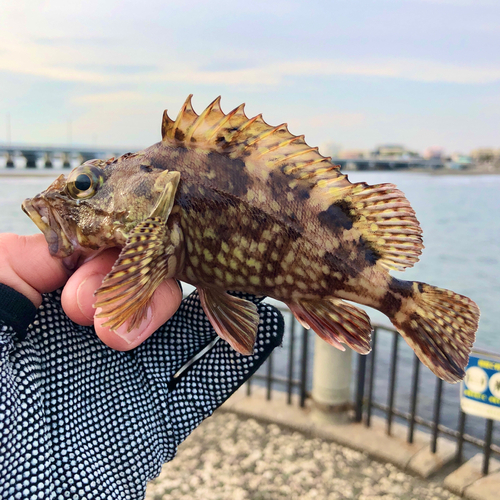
[163,58,500,86]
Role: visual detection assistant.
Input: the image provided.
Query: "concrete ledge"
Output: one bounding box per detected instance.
[444,453,500,499]
[220,386,453,478]
[407,438,457,478]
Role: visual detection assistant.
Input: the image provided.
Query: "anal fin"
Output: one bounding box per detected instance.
[288,298,373,354]
[198,288,259,355]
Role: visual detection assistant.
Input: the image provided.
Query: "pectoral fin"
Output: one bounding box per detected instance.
[94,217,184,332]
[198,288,259,355]
[288,298,373,354]
[149,170,181,219]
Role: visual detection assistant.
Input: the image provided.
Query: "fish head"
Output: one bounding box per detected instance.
[22,153,172,269]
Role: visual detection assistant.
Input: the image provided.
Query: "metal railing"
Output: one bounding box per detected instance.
[355,325,500,475]
[246,310,500,476]
[246,307,312,407]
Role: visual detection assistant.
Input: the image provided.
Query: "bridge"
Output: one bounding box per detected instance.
[0,143,132,169]
[0,143,447,171]
[331,157,446,170]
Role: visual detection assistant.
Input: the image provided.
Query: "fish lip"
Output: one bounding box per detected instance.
[22,197,75,259]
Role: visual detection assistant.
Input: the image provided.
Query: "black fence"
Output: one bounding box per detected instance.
[246,308,500,476]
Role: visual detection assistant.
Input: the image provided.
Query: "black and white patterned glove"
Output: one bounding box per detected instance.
[0,288,284,500]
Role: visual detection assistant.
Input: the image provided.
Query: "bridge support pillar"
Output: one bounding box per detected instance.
[62,152,71,168]
[5,152,14,168]
[21,150,37,168]
[311,337,352,424]
[43,152,53,168]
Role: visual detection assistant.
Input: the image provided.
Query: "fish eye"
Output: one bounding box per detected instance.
[66,165,104,199]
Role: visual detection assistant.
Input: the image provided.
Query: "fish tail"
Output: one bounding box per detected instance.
[389,281,479,383]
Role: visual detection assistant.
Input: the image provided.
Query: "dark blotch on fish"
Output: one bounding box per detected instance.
[318,201,355,231]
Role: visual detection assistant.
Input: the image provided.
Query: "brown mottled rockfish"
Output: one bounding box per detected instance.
[22,96,480,383]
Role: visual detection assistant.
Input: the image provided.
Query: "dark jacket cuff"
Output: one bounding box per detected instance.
[0,283,37,340]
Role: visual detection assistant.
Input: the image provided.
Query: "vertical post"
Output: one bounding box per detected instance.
[407,355,420,443]
[386,332,399,436]
[266,352,273,401]
[299,327,309,408]
[311,336,352,424]
[431,378,444,453]
[287,318,296,405]
[456,410,466,463]
[355,354,367,423]
[366,328,378,427]
[483,419,494,475]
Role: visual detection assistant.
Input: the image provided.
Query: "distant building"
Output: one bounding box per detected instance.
[338,149,371,159]
[470,148,500,163]
[372,144,419,159]
[423,146,445,160]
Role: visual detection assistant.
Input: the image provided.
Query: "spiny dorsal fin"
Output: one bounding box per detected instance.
[161,95,339,181]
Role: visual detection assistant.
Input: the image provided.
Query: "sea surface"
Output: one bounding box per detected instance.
[1,169,499,453]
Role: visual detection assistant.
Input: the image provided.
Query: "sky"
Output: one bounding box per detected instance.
[0,0,499,154]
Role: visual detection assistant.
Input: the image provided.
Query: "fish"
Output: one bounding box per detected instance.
[22,95,480,383]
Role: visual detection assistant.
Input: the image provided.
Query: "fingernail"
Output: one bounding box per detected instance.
[77,274,105,321]
[111,307,153,344]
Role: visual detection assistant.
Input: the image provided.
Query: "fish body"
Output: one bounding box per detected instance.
[22,96,479,382]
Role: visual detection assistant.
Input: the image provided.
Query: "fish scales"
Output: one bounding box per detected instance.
[22,95,480,383]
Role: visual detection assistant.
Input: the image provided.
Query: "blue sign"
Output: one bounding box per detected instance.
[461,350,500,421]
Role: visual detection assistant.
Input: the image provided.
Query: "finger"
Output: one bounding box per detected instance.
[61,248,120,325]
[94,279,182,351]
[0,233,68,308]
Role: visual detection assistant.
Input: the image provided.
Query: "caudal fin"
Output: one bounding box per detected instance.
[391,283,479,383]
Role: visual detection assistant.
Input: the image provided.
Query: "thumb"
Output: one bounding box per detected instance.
[61,248,182,350]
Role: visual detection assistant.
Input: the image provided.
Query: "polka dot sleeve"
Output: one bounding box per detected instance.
[0,289,284,500]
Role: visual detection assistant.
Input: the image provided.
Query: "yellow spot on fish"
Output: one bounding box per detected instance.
[230,259,239,270]
[262,230,272,241]
[221,241,230,253]
[191,255,199,267]
[234,248,244,262]
[271,251,279,261]
[203,249,214,262]
[275,276,284,285]
[203,228,216,239]
[258,242,267,253]
[201,263,212,275]
[217,253,227,266]
[235,275,246,285]
[267,263,273,272]
[249,276,260,285]
[225,271,234,284]
[297,281,308,290]
[214,268,223,280]
[265,277,274,287]
[285,275,294,284]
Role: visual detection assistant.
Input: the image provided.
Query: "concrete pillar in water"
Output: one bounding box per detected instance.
[311,336,352,424]
[43,152,53,168]
[21,150,37,169]
[62,152,71,168]
[5,151,14,168]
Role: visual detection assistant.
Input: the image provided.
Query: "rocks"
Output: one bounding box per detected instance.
[145,412,459,500]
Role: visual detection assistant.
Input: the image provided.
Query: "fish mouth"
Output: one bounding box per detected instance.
[22,197,116,271]
[22,197,82,268]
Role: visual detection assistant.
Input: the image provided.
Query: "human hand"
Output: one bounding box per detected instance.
[0,233,182,349]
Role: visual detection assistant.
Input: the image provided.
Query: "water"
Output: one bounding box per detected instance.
[1,169,499,454]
